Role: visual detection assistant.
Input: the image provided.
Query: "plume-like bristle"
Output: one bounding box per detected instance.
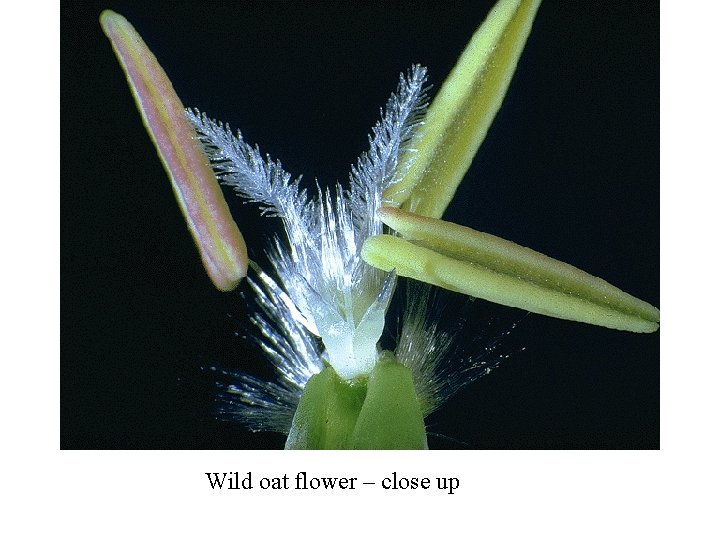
[395,283,518,416]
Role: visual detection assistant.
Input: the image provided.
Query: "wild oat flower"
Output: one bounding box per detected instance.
[101,0,658,449]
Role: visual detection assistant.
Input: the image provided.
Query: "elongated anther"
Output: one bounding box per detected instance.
[362,207,659,333]
[100,10,247,291]
[384,0,542,219]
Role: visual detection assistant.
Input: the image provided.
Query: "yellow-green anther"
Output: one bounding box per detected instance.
[100,10,247,291]
[362,207,659,333]
[384,0,542,218]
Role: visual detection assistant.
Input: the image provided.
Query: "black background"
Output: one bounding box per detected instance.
[63,1,659,449]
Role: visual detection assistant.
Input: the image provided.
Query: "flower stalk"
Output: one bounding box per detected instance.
[286,357,427,450]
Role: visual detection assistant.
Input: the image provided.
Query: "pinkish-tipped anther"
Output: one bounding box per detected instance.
[100,10,247,291]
